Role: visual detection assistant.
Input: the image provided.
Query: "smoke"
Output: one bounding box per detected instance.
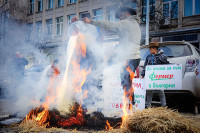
[0,20,51,117]
[0,17,141,118]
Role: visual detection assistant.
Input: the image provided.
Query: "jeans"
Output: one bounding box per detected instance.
[146,90,166,108]
[121,59,140,105]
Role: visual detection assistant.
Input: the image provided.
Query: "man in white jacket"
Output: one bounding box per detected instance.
[72,7,141,109]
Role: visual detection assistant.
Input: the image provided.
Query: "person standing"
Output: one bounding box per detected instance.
[141,42,169,108]
[72,7,141,110]
[14,52,28,77]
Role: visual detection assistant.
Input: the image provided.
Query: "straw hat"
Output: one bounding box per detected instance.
[148,42,159,48]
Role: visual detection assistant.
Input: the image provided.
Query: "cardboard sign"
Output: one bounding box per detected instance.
[145,64,182,90]
[133,79,146,110]
[102,64,146,117]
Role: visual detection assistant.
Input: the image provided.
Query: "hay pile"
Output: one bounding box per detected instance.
[19,120,68,132]
[17,107,200,133]
[124,107,200,133]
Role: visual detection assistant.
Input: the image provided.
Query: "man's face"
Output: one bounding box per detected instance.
[118,12,127,20]
[149,47,157,54]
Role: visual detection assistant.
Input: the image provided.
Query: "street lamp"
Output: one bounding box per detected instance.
[145,0,149,45]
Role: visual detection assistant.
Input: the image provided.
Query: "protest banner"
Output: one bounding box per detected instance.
[133,79,146,110]
[145,64,182,90]
[102,64,146,117]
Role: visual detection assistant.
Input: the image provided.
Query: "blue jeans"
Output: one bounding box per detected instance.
[121,59,140,105]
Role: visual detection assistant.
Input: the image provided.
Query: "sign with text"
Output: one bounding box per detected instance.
[132,79,146,110]
[145,64,182,90]
[102,64,146,117]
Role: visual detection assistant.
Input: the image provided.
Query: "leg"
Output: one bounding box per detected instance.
[146,90,154,108]
[127,59,140,105]
[158,90,166,106]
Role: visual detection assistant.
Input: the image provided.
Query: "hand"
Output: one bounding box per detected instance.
[140,76,144,79]
[71,16,78,23]
[82,17,91,24]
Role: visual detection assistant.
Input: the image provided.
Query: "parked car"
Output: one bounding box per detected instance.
[24,65,51,81]
[139,41,200,98]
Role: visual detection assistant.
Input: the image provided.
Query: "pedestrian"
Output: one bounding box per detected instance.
[51,59,60,76]
[72,7,141,110]
[14,52,28,77]
[141,42,169,108]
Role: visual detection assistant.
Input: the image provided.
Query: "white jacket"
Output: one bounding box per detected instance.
[90,15,141,61]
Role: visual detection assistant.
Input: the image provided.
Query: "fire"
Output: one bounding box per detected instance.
[25,106,50,126]
[120,65,136,128]
[120,88,128,128]
[105,120,113,131]
[24,33,91,128]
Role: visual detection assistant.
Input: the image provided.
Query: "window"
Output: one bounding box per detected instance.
[140,44,192,60]
[141,0,155,22]
[184,0,200,16]
[27,23,33,40]
[57,0,64,7]
[38,0,43,12]
[69,0,76,4]
[68,14,76,25]
[47,0,54,9]
[46,19,53,36]
[93,9,103,21]
[29,0,34,14]
[56,17,63,36]
[107,10,118,22]
[163,0,178,19]
[36,21,42,38]
[79,12,90,19]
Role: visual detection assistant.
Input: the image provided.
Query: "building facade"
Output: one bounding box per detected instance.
[25,0,137,61]
[138,0,200,48]
[1,0,200,62]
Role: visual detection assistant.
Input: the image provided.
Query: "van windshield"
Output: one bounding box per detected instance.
[140,44,192,60]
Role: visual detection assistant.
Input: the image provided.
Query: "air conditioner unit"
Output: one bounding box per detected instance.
[163,18,170,25]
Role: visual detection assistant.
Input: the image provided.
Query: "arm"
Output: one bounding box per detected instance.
[141,56,148,77]
[90,20,123,32]
[159,55,169,64]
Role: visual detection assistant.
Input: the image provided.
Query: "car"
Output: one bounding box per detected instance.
[24,65,51,81]
[139,41,200,98]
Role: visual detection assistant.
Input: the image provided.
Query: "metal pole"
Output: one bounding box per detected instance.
[145,0,150,45]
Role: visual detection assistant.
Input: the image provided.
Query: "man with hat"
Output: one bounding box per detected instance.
[72,7,141,110]
[141,42,169,108]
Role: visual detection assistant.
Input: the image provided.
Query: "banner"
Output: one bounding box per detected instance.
[145,64,182,90]
[133,79,146,110]
[102,64,146,117]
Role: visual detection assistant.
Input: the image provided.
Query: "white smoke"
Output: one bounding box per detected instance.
[0,18,140,118]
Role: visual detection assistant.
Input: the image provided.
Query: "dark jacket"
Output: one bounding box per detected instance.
[141,49,169,77]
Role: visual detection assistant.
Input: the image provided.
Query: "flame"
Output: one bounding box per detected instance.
[121,88,128,128]
[126,66,135,83]
[24,33,91,128]
[120,65,136,128]
[105,120,113,131]
[76,34,86,58]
